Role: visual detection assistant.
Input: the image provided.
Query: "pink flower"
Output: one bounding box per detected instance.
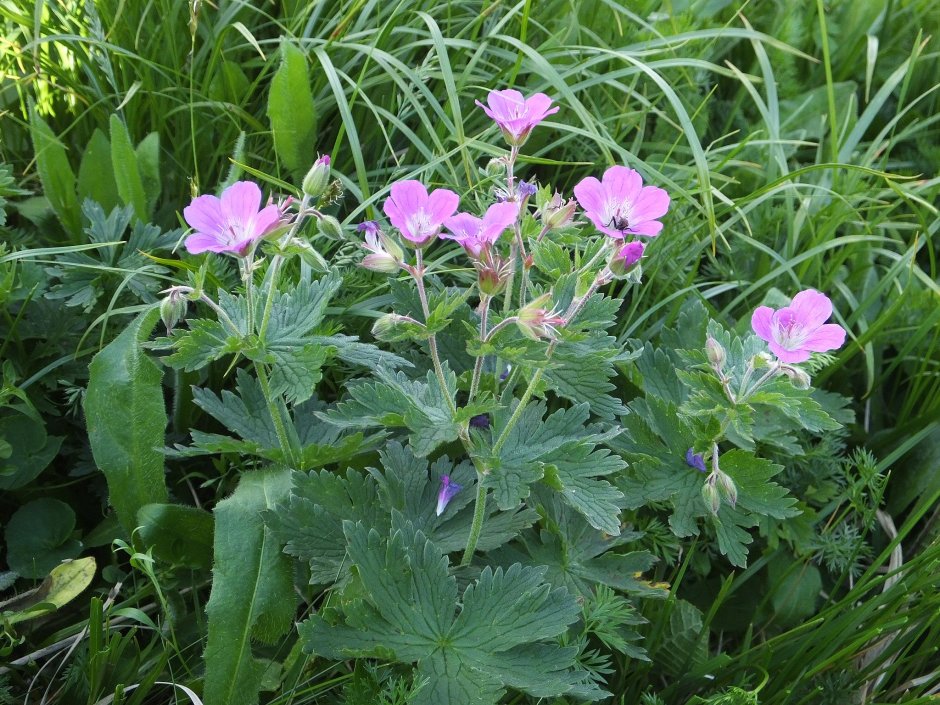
[183,181,282,256]
[475,89,559,146]
[574,166,670,238]
[442,201,518,257]
[382,180,459,247]
[751,290,847,363]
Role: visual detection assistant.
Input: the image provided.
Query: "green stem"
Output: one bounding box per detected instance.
[460,476,488,566]
[468,295,491,402]
[492,341,556,456]
[255,363,296,467]
[414,250,456,415]
[242,250,256,335]
[259,195,312,341]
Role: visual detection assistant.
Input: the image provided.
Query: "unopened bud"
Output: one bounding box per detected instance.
[706,336,726,368]
[160,294,187,334]
[372,313,425,342]
[301,154,331,199]
[317,215,343,241]
[379,231,404,262]
[609,241,645,278]
[715,471,737,508]
[517,293,566,340]
[702,479,721,515]
[781,365,811,389]
[541,192,577,230]
[485,158,506,178]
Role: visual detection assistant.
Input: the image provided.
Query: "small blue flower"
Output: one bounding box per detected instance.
[436,475,462,516]
[686,448,707,473]
[517,180,537,199]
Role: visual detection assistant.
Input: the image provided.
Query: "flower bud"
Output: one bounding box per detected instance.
[781,365,812,389]
[317,215,344,241]
[379,231,404,262]
[715,471,737,508]
[706,336,726,369]
[540,192,577,230]
[371,313,424,342]
[361,252,400,274]
[301,154,331,199]
[702,479,721,515]
[485,158,506,178]
[160,293,187,333]
[476,255,512,297]
[609,241,645,278]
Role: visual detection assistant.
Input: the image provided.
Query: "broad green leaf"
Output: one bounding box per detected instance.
[85,307,168,534]
[29,106,81,235]
[135,132,161,216]
[653,599,708,678]
[204,468,294,705]
[299,521,602,704]
[2,557,96,625]
[77,128,120,211]
[109,114,148,221]
[267,40,317,175]
[137,503,214,569]
[767,554,822,626]
[267,343,330,404]
[4,498,82,579]
[0,413,63,490]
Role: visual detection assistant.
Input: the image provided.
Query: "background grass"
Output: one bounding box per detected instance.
[1,0,938,703]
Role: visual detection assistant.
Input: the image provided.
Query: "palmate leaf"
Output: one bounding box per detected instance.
[482,402,624,534]
[545,336,633,419]
[299,520,605,704]
[265,442,536,585]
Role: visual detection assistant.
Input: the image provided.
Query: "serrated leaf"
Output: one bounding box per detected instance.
[85,307,168,535]
[191,368,278,448]
[204,468,294,705]
[298,521,600,704]
[267,40,317,175]
[267,343,330,404]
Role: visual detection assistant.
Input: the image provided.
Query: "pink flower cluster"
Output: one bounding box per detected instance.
[752,290,846,363]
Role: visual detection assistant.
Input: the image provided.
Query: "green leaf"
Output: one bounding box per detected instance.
[0,413,63,490]
[135,132,161,216]
[4,498,82,579]
[85,308,168,535]
[545,336,631,419]
[767,554,822,626]
[77,128,120,212]
[29,106,81,235]
[263,275,341,342]
[298,521,601,704]
[1,556,96,626]
[267,40,317,175]
[653,599,708,678]
[267,343,330,405]
[109,115,148,221]
[204,468,295,705]
[137,504,213,569]
[163,317,242,371]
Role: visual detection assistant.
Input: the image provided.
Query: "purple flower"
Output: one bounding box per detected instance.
[686,448,707,473]
[436,475,462,516]
[356,220,381,236]
[382,180,460,247]
[469,414,490,429]
[442,201,518,258]
[609,241,645,276]
[475,89,559,146]
[751,290,847,364]
[517,180,537,199]
[183,181,283,256]
[574,166,670,239]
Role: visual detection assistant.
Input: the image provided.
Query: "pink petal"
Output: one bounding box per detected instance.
[630,186,671,223]
[751,306,775,342]
[802,323,846,353]
[426,188,460,223]
[185,232,227,254]
[252,204,282,238]
[573,176,605,214]
[485,89,525,119]
[481,201,518,237]
[789,289,833,330]
[388,180,429,216]
[768,340,810,363]
[603,166,643,204]
[183,194,224,235]
[220,181,263,226]
[524,93,558,119]
[628,220,663,237]
[443,213,482,242]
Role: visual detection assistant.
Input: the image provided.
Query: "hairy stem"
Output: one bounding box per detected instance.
[460,477,488,567]
[492,341,556,456]
[259,195,311,341]
[414,249,456,415]
[468,295,491,401]
[254,363,296,467]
